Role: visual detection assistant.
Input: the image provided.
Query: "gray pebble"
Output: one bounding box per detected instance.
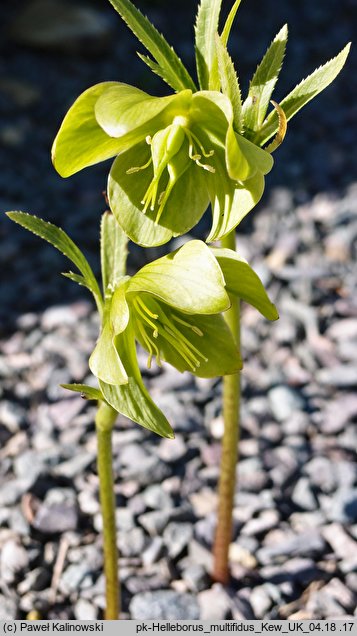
[33,488,78,534]
[130,590,199,620]
[141,484,174,510]
[268,385,304,421]
[0,538,29,584]
[142,538,165,567]
[118,527,146,558]
[291,477,318,511]
[257,530,326,564]
[74,599,97,620]
[163,522,193,559]
[250,585,273,619]
[198,584,230,620]
[138,511,170,537]
[320,488,357,524]
[181,563,208,592]
[0,400,26,432]
[0,595,17,619]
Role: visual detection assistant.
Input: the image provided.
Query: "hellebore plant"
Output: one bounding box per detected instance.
[7,0,349,620]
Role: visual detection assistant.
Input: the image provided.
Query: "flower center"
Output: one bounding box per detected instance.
[126,123,215,224]
[132,296,208,372]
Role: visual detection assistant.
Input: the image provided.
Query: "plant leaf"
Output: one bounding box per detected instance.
[195,0,222,90]
[7,212,103,314]
[100,212,128,293]
[108,0,196,92]
[62,271,89,288]
[242,24,288,134]
[255,42,351,146]
[127,240,230,314]
[100,323,174,439]
[215,34,243,133]
[221,0,243,46]
[212,248,279,320]
[61,383,104,401]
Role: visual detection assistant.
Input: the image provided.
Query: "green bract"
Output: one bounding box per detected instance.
[52,84,273,247]
[89,240,242,437]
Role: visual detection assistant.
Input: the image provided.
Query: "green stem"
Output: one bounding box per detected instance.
[213,230,241,584]
[96,401,120,619]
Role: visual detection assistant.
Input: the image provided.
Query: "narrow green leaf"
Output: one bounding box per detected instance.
[255,42,351,146]
[242,24,288,134]
[195,0,222,90]
[7,212,103,314]
[221,0,243,46]
[62,271,89,289]
[61,383,104,401]
[108,0,196,92]
[215,34,243,133]
[100,212,129,293]
[212,248,279,320]
[100,324,174,439]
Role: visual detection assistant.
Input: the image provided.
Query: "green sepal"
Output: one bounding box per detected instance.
[255,42,351,146]
[100,323,174,439]
[195,0,222,90]
[134,299,242,377]
[242,24,288,135]
[108,0,196,92]
[212,248,279,320]
[100,212,128,293]
[108,142,208,247]
[7,212,103,315]
[52,82,125,178]
[95,86,189,139]
[206,165,265,242]
[226,126,274,181]
[61,383,104,401]
[127,240,230,314]
[89,320,128,386]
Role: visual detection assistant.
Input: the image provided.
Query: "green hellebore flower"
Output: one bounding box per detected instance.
[88,240,242,438]
[52,83,273,247]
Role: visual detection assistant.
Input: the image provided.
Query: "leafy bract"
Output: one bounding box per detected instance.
[100,212,129,293]
[255,42,351,146]
[100,323,174,439]
[242,24,288,135]
[61,384,104,401]
[221,0,243,46]
[89,322,128,386]
[213,248,279,320]
[195,0,221,90]
[215,34,243,133]
[7,212,103,314]
[108,0,196,92]
[127,240,230,314]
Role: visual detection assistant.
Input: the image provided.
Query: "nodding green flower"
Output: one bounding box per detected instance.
[89,240,242,437]
[52,83,273,247]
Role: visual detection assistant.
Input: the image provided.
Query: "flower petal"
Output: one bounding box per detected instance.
[128,240,230,313]
[100,323,174,439]
[52,82,125,177]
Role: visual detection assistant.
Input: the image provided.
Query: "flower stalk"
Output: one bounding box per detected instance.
[213,230,241,584]
[96,401,120,619]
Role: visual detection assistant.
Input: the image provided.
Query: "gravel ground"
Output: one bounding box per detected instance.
[0,0,356,621]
